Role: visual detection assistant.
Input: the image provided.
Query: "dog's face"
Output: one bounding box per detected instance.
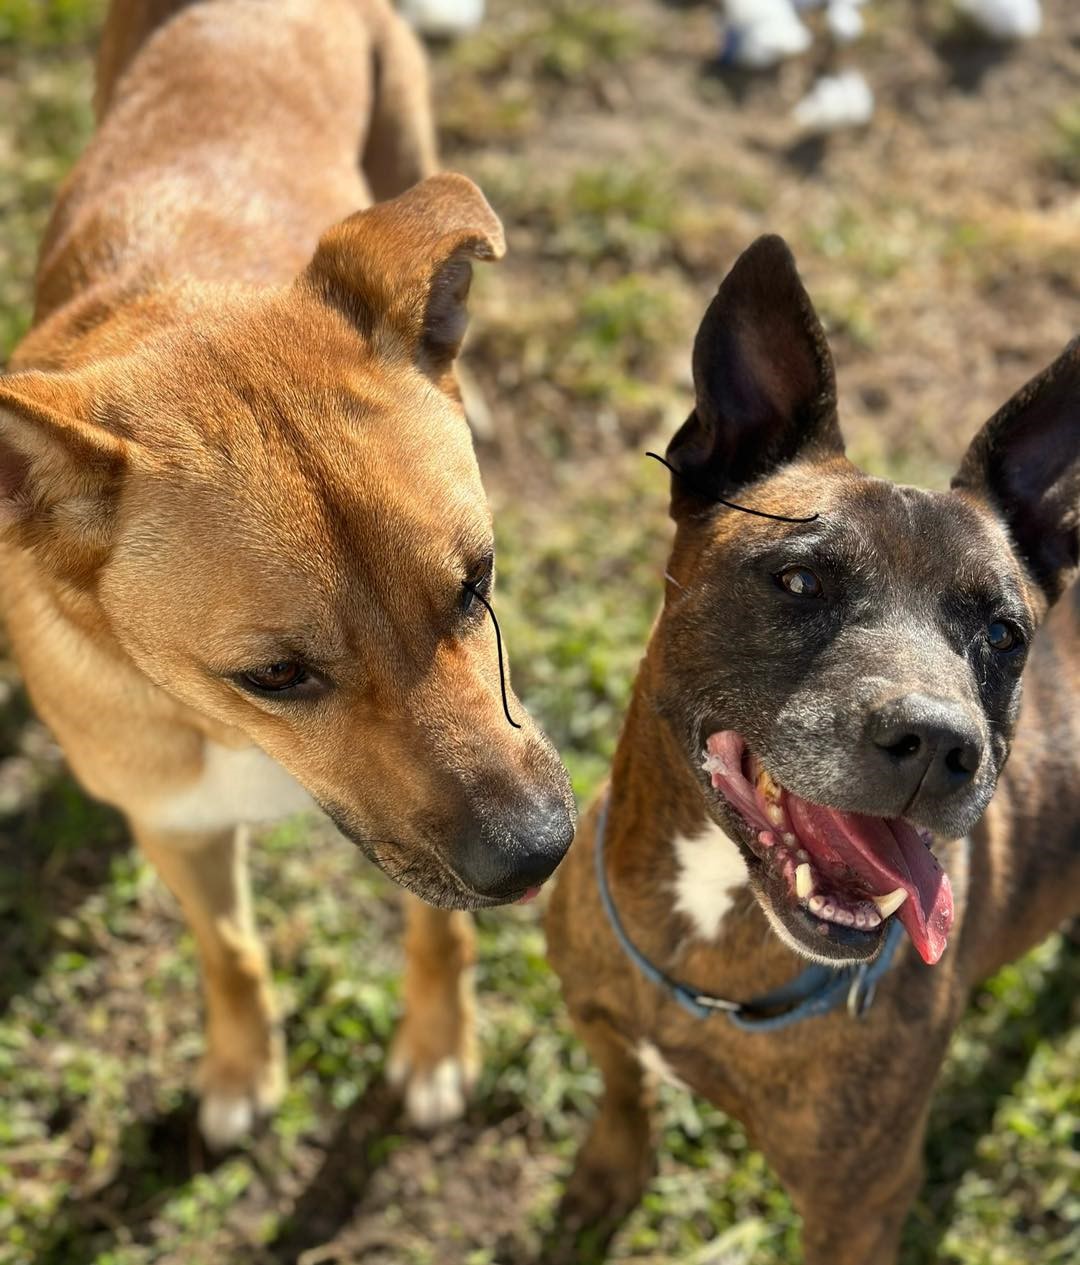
[0,175,575,909]
[653,236,1080,965]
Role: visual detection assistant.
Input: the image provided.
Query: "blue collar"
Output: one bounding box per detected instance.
[594,793,904,1032]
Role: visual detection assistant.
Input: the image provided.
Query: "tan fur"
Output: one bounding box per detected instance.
[0,0,571,1143]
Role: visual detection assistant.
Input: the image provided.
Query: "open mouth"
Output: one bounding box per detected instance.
[701,731,954,965]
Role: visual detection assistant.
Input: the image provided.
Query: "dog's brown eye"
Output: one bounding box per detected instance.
[987,621,1020,652]
[241,662,308,693]
[777,565,823,598]
[461,552,494,615]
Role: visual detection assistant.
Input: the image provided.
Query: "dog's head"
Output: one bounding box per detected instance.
[653,235,1079,965]
[0,174,575,909]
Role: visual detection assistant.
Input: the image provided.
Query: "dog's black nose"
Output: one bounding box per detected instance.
[451,792,575,901]
[867,693,983,805]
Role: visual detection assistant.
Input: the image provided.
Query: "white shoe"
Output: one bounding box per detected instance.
[399,0,485,39]
[721,0,813,68]
[793,69,875,132]
[826,1,866,43]
[956,0,1041,39]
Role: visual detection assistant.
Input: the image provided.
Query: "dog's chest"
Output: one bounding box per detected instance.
[146,742,314,834]
[669,819,749,941]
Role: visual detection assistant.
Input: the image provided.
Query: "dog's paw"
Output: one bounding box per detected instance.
[385,1049,477,1130]
[197,1041,285,1151]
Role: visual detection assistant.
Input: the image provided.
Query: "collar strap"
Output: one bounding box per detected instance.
[593,793,904,1032]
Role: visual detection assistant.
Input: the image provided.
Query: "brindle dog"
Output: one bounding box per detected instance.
[547,235,1079,1265]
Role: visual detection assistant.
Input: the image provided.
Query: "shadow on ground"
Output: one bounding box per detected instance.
[29,1100,218,1265]
[0,683,127,1019]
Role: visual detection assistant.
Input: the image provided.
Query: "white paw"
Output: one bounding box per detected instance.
[198,1089,256,1150]
[197,1054,284,1151]
[387,1054,473,1130]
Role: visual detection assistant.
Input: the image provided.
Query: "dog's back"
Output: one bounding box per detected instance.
[21,0,435,364]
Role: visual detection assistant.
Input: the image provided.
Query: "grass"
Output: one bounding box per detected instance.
[0,0,100,359]
[1047,101,1080,184]
[2,1,1079,1263]
[448,1,643,83]
[2,459,1077,1265]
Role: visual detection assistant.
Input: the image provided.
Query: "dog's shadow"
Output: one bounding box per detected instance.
[253,1080,404,1262]
[0,681,128,1019]
[30,1080,406,1264]
[930,31,1016,94]
[30,1098,217,1265]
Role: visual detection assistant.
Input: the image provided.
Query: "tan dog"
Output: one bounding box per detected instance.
[0,0,574,1148]
[547,237,1079,1263]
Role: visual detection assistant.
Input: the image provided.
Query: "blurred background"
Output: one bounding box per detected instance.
[0,1,1078,1262]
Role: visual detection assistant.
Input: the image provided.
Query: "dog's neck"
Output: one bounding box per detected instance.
[605,659,807,999]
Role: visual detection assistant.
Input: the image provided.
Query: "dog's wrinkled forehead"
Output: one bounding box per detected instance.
[692,465,1033,625]
[803,477,1030,610]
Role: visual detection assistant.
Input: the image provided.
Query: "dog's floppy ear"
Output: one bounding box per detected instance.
[304,172,505,388]
[952,339,1080,605]
[0,369,127,571]
[667,235,842,511]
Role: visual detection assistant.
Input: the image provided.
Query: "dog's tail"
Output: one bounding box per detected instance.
[360,0,440,199]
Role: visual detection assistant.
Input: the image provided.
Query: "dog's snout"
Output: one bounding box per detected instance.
[867,694,983,804]
[452,790,575,901]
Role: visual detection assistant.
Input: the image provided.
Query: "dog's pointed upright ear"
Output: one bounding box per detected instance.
[667,235,843,511]
[304,172,505,388]
[952,339,1080,605]
[0,369,127,568]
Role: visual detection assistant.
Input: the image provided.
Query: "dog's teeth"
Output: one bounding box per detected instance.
[864,908,882,928]
[795,863,814,899]
[757,768,782,801]
[808,895,826,915]
[765,802,786,827]
[784,834,799,848]
[872,887,908,918]
[822,901,836,919]
[832,908,855,926]
[757,830,778,848]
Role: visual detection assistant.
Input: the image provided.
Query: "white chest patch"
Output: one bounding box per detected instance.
[670,818,749,942]
[636,1040,690,1092]
[146,742,314,834]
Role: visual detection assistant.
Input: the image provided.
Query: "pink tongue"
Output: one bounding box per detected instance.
[786,795,954,964]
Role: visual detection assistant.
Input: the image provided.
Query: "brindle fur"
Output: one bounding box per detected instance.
[548,237,1080,1264]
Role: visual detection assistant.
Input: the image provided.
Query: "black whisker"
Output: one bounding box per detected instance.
[645,452,819,523]
[464,584,522,729]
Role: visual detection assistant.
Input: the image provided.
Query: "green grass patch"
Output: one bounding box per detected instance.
[449,1,644,84]
[1047,101,1080,185]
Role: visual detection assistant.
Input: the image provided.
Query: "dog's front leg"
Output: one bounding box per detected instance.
[386,895,477,1128]
[770,1110,927,1265]
[795,1159,923,1265]
[132,821,284,1150]
[558,1014,657,1234]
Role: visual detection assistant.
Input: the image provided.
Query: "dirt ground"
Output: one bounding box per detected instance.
[1,2,1078,1264]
